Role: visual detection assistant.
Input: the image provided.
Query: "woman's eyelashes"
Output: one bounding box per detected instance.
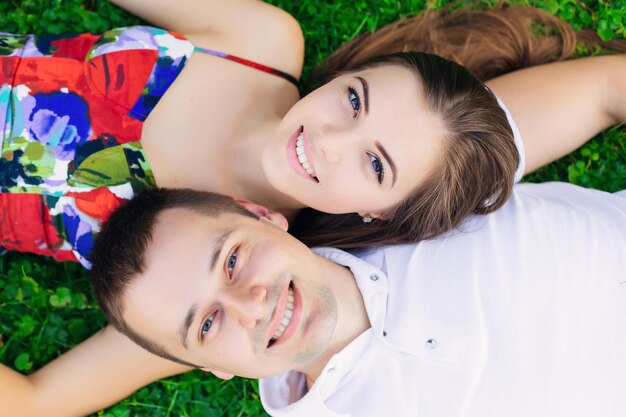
[368,153,385,184]
[347,82,383,184]
[347,86,362,118]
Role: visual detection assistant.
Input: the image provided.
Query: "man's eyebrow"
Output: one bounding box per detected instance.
[356,76,369,114]
[209,229,234,272]
[179,303,198,349]
[375,141,397,187]
[178,229,233,349]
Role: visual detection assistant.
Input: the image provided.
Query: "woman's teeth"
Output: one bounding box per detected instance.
[295,133,317,179]
[270,286,294,344]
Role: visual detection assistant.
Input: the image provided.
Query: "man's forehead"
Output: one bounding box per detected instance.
[149,207,296,266]
[129,209,235,319]
[144,209,235,267]
[155,207,249,233]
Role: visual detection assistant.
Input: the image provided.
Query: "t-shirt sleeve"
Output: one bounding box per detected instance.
[494,94,525,183]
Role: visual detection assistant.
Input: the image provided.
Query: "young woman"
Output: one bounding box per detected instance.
[1,1,623,268]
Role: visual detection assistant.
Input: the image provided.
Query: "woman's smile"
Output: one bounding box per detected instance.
[286,126,318,182]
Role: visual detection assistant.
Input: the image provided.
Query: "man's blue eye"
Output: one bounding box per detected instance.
[348,87,361,118]
[369,154,384,184]
[201,316,214,337]
[227,251,237,275]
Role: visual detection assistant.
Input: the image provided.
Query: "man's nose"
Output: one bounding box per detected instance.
[226,285,267,329]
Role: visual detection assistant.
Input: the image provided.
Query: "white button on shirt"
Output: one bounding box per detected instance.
[260,183,626,417]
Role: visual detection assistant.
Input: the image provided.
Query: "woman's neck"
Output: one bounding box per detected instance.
[223,116,306,218]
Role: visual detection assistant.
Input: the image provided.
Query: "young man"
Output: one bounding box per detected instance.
[5,183,624,417]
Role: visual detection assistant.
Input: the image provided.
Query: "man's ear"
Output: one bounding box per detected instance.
[201,368,235,380]
[232,197,289,231]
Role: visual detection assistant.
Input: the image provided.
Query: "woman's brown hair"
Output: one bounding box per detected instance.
[291,5,626,250]
[307,5,625,87]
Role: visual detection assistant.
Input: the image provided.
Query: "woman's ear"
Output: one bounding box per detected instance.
[232,197,289,231]
[201,368,235,380]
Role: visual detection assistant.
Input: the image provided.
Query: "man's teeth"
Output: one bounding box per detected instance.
[295,133,316,178]
[271,286,294,343]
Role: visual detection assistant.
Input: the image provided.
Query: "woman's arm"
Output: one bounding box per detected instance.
[108,0,304,78]
[0,325,191,417]
[486,55,626,174]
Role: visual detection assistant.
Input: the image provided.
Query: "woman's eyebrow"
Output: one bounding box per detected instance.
[356,76,369,114]
[375,141,397,186]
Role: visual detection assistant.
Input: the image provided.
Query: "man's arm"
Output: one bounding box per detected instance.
[0,325,191,417]
[486,55,626,174]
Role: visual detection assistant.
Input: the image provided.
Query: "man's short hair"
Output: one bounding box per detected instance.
[90,188,258,367]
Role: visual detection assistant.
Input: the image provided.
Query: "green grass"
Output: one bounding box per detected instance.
[1,0,625,416]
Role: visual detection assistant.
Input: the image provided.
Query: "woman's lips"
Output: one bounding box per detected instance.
[286,126,318,182]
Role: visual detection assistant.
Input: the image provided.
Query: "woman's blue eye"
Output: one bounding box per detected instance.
[227,251,237,276]
[201,316,214,337]
[369,154,385,184]
[348,87,361,118]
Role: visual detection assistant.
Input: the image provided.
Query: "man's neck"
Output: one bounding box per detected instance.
[297,255,371,384]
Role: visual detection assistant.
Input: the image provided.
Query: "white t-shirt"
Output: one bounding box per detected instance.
[260,182,626,417]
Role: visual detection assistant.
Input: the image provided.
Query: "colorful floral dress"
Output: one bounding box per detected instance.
[0,26,296,268]
[0,26,190,268]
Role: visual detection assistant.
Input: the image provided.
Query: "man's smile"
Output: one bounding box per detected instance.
[266,281,303,348]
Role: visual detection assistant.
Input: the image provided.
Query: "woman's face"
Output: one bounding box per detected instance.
[262,64,445,217]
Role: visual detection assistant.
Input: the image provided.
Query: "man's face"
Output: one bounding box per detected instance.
[122,208,341,379]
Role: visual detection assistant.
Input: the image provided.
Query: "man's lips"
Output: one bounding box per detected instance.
[266,282,302,348]
[286,126,318,182]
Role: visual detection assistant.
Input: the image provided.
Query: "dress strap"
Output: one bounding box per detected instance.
[193,46,299,87]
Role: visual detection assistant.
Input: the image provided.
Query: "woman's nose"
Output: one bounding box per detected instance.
[317,124,356,165]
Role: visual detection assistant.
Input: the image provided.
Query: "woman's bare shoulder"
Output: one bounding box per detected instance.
[191,0,305,82]
[109,0,304,80]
